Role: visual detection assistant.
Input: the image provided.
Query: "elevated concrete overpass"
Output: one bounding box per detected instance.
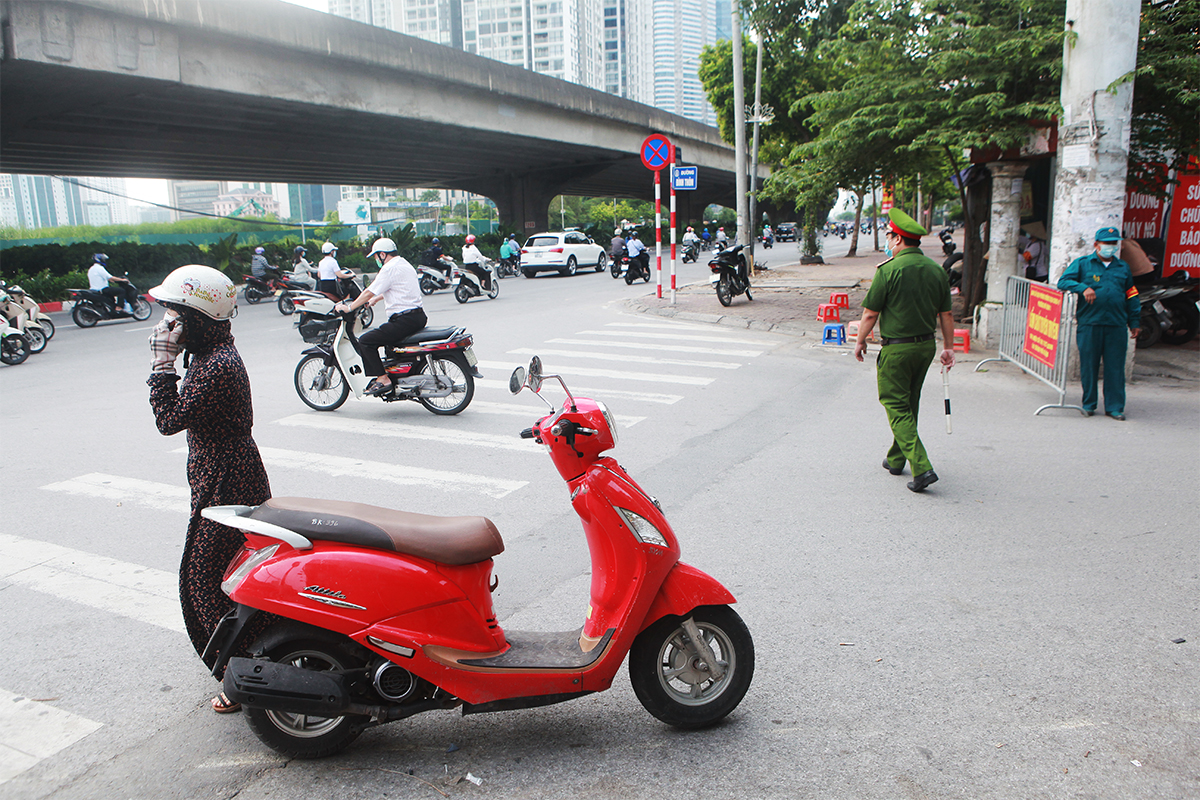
[0,0,764,232]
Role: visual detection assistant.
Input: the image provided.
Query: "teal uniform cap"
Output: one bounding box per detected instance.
[1095,227,1122,242]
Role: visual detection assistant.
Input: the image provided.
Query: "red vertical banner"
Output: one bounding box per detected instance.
[1023,283,1064,368]
[880,186,894,214]
[1162,172,1200,278]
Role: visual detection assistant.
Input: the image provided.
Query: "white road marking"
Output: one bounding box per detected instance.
[476,379,682,405]
[548,337,763,357]
[255,446,527,498]
[41,473,190,515]
[469,400,645,427]
[0,688,102,785]
[574,329,777,346]
[605,321,730,331]
[0,533,185,634]
[507,347,741,370]
[477,360,712,386]
[123,325,157,333]
[275,414,540,452]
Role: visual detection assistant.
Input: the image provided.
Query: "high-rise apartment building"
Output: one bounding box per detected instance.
[168,180,223,221]
[651,0,727,126]
[0,174,133,229]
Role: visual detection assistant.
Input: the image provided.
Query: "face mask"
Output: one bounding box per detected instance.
[885,247,894,258]
[1098,244,1118,259]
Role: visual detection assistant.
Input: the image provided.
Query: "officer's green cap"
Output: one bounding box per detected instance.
[887,208,928,238]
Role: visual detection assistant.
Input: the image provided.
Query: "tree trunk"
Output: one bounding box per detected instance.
[847,188,864,257]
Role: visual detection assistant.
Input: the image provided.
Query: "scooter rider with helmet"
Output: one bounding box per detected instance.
[421,237,447,277]
[335,238,427,397]
[625,230,650,277]
[88,253,138,313]
[461,234,493,292]
[250,247,272,278]
[317,241,355,297]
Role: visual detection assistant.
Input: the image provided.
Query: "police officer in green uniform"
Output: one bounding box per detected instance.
[853,209,956,493]
[1056,227,1141,420]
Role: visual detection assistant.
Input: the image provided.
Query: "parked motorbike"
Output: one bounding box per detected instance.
[417,257,456,295]
[710,244,752,307]
[292,310,479,414]
[454,259,500,303]
[682,242,699,263]
[937,229,964,289]
[0,286,46,354]
[67,276,153,327]
[1137,274,1199,348]
[0,317,31,365]
[201,355,753,759]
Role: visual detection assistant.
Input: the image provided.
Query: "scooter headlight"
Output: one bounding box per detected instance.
[596,400,618,448]
[221,544,279,596]
[616,508,668,548]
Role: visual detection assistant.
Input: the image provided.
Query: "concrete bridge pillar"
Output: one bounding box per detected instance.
[485,174,556,236]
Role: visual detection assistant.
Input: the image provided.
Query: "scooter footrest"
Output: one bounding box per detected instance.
[458,628,613,669]
[223,656,350,716]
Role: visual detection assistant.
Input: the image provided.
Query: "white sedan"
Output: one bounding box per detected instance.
[519,231,608,277]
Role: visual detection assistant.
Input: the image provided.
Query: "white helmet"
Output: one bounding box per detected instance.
[367,238,397,258]
[150,265,237,320]
[322,241,337,254]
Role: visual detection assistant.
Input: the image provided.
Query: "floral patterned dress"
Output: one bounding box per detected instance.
[148,321,271,673]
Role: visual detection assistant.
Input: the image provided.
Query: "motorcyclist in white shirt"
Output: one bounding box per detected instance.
[625,230,650,275]
[87,253,138,313]
[460,234,493,292]
[683,227,700,248]
[316,241,355,297]
[334,238,426,396]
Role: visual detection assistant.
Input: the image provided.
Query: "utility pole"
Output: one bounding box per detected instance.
[747,29,772,272]
[1048,0,1141,282]
[731,12,748,247]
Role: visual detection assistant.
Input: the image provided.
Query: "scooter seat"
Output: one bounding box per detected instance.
[396,327,459,345]
[250,497,503,565]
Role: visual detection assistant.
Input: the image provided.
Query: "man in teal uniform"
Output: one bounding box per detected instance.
[1056,227,1141,420]
[854,209,957,493]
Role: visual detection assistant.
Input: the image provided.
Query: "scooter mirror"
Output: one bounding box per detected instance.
[528,356,544,392]
[509,366,526,395]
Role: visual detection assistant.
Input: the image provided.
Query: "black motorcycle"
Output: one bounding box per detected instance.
[938,229,964,289]
[67,276,153,327]
[709,245,751,307]
[623,251,652,285]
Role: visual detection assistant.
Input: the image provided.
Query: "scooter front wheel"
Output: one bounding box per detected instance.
[278,293,296,315]
[629,604,754,729]
[243,628,370,759]
[294,355,349,411]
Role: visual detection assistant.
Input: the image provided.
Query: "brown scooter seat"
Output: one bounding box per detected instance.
[249,497,503,565]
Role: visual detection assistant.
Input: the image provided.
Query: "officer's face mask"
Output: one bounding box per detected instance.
[1097,243,1119,259]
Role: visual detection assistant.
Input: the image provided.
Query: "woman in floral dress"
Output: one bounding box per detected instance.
[147,265,271,713]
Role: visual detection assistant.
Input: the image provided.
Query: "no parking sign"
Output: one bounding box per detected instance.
[640,134,673,172]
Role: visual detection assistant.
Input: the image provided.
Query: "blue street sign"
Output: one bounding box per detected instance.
[671,166,698,191]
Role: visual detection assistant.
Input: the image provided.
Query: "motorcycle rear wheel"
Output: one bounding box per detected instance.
[454,284,472,304]
[629,605,754,729]
[243,628,369,759]
[611,259,622,278]
[1160,299,1199,345]
[1136,311,1162,348]
[25,326,46,353]
[244,286,265,304]
[1,335,30,365]
[72,305,101,328]
[294,355,349,411]
[716,274,733,307]
[417,355,474,415]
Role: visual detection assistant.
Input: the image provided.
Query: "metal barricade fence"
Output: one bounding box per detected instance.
[974,276,1085,415]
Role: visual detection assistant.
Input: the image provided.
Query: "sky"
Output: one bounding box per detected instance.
[123,0,329,206]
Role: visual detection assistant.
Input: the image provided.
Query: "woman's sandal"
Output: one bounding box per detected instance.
[212,691,241,714]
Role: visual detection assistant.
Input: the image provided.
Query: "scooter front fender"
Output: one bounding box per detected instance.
[639,561,736,632]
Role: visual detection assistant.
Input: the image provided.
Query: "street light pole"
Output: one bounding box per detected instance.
[731,12,748,247]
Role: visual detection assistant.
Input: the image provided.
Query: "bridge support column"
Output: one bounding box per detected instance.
[481,175,556,236]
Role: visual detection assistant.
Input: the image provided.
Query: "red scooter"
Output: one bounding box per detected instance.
[201,356,753,758]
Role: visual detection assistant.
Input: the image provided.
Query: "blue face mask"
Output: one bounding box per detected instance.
[885,247,894,258]
[1098,244,1118,259]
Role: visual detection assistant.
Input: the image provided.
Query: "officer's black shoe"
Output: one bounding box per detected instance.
[1107,412,1126,421]
[907,470,939,493]
[1083,409,1095,417]
[882,459,904,476]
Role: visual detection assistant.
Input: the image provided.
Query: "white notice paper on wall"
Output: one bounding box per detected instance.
[1060,144,1090,169]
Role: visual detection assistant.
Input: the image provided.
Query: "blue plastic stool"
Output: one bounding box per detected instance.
[822,323,846,345]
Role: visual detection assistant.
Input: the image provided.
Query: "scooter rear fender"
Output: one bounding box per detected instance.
[638,561,737,632]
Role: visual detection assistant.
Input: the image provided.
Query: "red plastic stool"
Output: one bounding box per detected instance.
[847,320,877,342]
[829,291,850,309]
[953,328,971,353]
[816,303,841,323]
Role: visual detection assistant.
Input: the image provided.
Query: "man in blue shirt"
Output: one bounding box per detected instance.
[1057,227,1141,420]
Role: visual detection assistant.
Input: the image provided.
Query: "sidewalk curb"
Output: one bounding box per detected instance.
[625,296,811,337]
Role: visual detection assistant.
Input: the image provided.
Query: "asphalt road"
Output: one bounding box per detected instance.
[1,245,1196,800]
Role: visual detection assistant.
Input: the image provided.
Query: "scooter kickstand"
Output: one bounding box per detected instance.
[681,617,725,681]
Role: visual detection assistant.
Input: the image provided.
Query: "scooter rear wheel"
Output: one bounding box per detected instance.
[243,629,370,759]
[419,275,437,295]
[454,284,472,304]
[416,354,474,415]
[629,605,754,729]
[716,274,733,307]
[294,355,349,411]
[72,305,101,328]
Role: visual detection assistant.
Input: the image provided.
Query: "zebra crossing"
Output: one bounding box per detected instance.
[5,317,778,786]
